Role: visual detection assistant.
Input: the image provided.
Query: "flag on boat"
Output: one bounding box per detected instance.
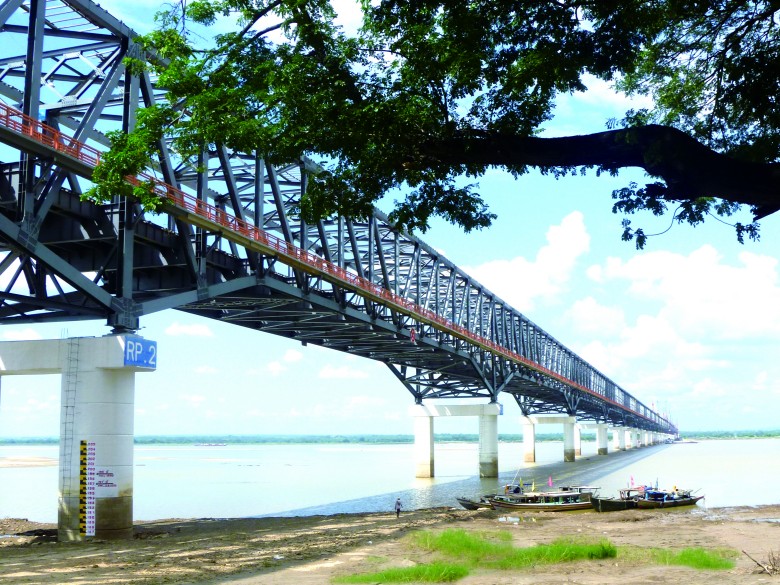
[531,480,536,491]
[630,475,635,486]
[547,476,553,487]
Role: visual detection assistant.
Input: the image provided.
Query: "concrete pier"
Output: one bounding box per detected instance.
[411,403,502,478]
[521,416,536,463]
[596,425,609,455]
[573,424,582,456]
[523,416,578,462]
[562,418,576,462]
[612,427,626,451]
[0,335,155,541]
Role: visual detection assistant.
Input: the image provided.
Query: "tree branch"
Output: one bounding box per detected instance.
[422,125,780,215]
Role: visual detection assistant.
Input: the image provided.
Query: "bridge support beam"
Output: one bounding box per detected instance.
[521,417,536,463]
[624,429,633,449]
[410,403,502,478]
[526,416,577,462]
[0,335,155,542]
[563,419,576,462]
[573,424,582,456]
[596,425,609,455]
[612,427,626,451]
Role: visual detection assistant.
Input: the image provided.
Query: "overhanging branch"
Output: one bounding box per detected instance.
[423,125,780,217]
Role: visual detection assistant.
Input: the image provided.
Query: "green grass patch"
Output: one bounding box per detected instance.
[333,530,736,583]
[332,562,469,583]
[650,547,736,570]
[414,529,616,568]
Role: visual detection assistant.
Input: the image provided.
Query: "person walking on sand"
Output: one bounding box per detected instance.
[395,497,402,518]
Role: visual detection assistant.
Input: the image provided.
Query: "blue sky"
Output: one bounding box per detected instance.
[2,1,780,437]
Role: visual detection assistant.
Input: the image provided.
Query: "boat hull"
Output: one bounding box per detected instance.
[456,497,491,510]
[591,496,638,512]
[488,493,593,512]
[635,495,704,509]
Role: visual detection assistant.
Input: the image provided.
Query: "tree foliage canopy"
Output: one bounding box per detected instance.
[88,0,780,247]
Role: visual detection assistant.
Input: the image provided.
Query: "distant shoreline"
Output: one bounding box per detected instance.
[1,431,779,446]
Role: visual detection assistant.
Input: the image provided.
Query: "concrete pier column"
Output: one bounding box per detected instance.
[618,428,627,451]
[528,416,577,462]
[478,411,499,478]
[635,430,642,447]
[626,429,636,449]
[611,427,621,451]
[521,416,536,463]
[573,424,582,456]
[412,410,435,478]
[410,403,502,478]
[59,362,135,541]
[562,418,576,462]
[596,425,609,455]
[0,335,156,542]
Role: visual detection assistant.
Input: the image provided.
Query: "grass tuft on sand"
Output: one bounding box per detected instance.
[333,529,737,583]
[332,561,469,583]
[651,547,737,569]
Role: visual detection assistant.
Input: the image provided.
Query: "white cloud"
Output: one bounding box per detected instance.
[180,393,206,407]
[596,245,780,340]
[1,328,43,341]
[165,322,214,337]
[463,212,590,311]
[567,296,625,337]
[265,361,286,376]
[283,349,303,363]
[195,365,218,374]
[319,364,369,379]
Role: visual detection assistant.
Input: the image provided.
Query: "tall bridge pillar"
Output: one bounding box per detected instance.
[0,335,156,541]
[596,425,609,455]
[410,403,502,478]
[573,424,582,456]
[526,416,578,462]
[612,427,626,451]
[624,429,633,449]
[521,416,536,463]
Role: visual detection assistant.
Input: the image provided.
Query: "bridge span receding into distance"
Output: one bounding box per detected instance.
[0,0,676,540]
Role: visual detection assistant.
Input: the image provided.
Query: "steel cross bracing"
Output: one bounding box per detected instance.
[0,0,676,435]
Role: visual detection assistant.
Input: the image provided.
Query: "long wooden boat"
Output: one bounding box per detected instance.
[488,490,593,512]
[456,496,492,510]
[635,493,704,509]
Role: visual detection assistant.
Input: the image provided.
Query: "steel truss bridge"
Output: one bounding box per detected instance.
[0,0,675,435]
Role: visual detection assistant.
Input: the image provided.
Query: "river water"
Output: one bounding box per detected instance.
[1,438,778,523]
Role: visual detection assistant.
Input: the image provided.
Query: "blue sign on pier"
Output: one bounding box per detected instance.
[123,336,158,369]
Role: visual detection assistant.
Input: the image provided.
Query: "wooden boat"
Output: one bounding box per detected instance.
[635,489,704,509]
[487,489,594,512]
[591,487,646,512]
[456,496,492,510]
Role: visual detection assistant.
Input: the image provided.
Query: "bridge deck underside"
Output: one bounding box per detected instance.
[178,279,645,429]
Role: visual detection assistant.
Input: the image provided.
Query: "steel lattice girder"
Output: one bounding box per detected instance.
[0,0,675,435]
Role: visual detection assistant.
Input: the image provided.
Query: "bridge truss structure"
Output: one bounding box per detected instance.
[0,0,676,435]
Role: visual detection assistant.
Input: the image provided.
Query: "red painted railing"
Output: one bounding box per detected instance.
[0,102,102,167]
[0,101,668,428]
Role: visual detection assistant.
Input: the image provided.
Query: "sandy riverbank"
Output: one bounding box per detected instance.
[1,504,779,584]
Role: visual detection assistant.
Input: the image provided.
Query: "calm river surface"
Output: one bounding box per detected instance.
[1,438,778,523]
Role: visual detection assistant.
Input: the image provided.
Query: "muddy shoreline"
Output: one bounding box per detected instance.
[2,504,780,584]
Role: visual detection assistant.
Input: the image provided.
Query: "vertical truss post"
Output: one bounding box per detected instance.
[19,0,45,221]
